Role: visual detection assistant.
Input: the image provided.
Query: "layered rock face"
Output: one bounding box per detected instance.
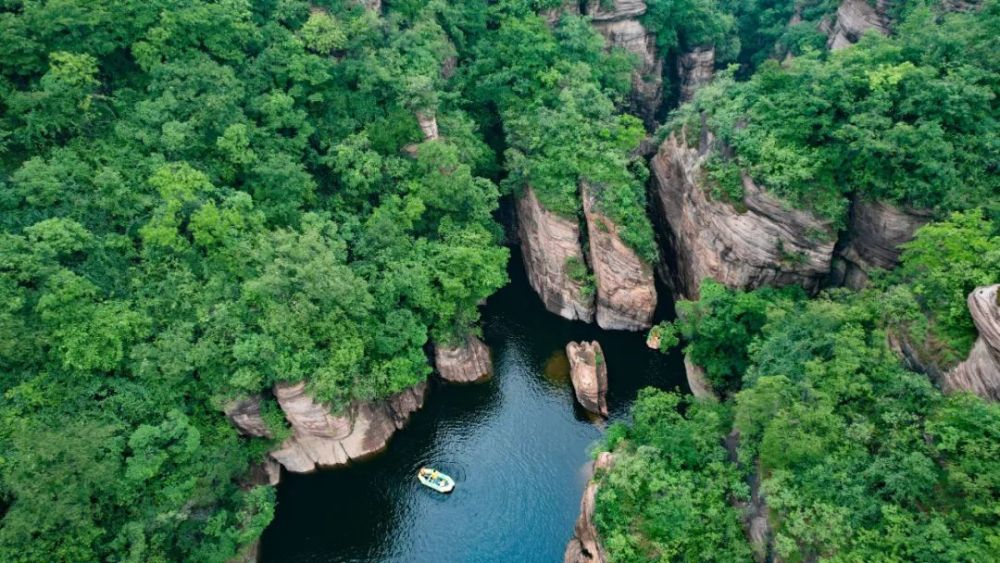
[269,380,427,472]
[588,0,663,125]
[650,129,836,300]
[224,395,273,439]
[826,0,890,50]
[835,198,930,289]
[415,111,439,141]
[517,187,596,322]
[564,452,615,563]
[581,183,657,331]
[542,0,581,25]
[566,341,609,416]
[945,285,1000,400]
[434,335,493,383]
[677,46,715,102]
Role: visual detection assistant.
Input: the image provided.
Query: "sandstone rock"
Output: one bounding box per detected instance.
[684,356,717,400]
[581,182,657,331]
[591,15,662,126]
[269,380,427,472]
[566,341,609,416]
[677,46,715,102]
[224,395,273,439]
[650,128,835,300]
[945,285,1000,400]
[415,111,439,141]
[836,198,930,289]
[826,0,890,50]
[243,457,282,488]
[646,330,660,350]
[564,452,615,563]
[517,187,596,322]
[587,0,647,20]
[435,336,492,383]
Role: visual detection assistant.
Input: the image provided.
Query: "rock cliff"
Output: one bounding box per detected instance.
[566,340,609,416]
[588,0,663,125]
[650,128,835,300]
[434,335,493,383]
[945,285,1000,400]
[684,356,716,400]
[677,46,715,102]
[517,187,596,322]
[224,395,273,439]
[564,452,615,563]
[834,198,930,289]
[269,380,427,472]
[826,0,890,50]
[415,111,439,141]
[581,183,657,331]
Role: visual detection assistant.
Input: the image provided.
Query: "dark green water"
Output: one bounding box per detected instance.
[261,252,686,562]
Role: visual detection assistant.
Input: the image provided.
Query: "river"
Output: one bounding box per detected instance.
[260,251,686,562]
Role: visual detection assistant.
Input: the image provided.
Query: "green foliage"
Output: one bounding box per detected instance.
[886,209,1000,365]
[594,390,753,562]
[0,1,509,560]
[685,6,1000,224]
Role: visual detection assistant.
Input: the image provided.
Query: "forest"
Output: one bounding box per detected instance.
[0,0,997,561]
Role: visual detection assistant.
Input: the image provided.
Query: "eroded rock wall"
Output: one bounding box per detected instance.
[945,285,1000,400]
[835,198,930,288]
[650,128,835,300]
[434,335,493,383]
[564,452,615,563]
[826,0,890,50]
[588,0,663,125]
[677,46,715,102]
[517,187,596,322]
[224,395,273,439]
[269,380,427,473]
[581,183,657,331]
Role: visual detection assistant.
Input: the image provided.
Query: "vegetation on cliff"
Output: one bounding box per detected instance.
[671,4,999,224]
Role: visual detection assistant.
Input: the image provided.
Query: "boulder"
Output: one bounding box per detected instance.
[835,198,930,288]
[224,396,273,439]
[650,127,836,300]
[588,1,662,125]
[581,182,657,331]
[945,285,1000,400]
[826,0,890,50]
[566,341,609,416]
[517,187,596,322]
[269,380,427,473]
[435,336,493,383]
[677,46,715,102]
[564,452,615,563]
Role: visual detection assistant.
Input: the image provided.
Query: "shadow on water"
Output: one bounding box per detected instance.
[261,250,686,562]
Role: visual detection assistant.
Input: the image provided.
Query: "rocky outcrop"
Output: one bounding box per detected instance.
[434,335,493,383]
[945,285,1000,400]
[834,198,930,289]
[588,1,663,125]
[723,431,774,562]
[826,0,890,50]
[543,0,581,25]
[517,187,596,322]
[564,452,615,563]
[684,356,717,400]
[581,182,657,331]
[677,46,715,102]
[224,396,273,439]
[269,380,427,472]
[357,0,381,13]
[566,341,609,416]
[415,111,439,141]
[650,128,836,300]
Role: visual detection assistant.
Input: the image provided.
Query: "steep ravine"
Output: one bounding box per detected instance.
[258,250,685,561]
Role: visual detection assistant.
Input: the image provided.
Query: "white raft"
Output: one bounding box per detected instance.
[417,467,455,493]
